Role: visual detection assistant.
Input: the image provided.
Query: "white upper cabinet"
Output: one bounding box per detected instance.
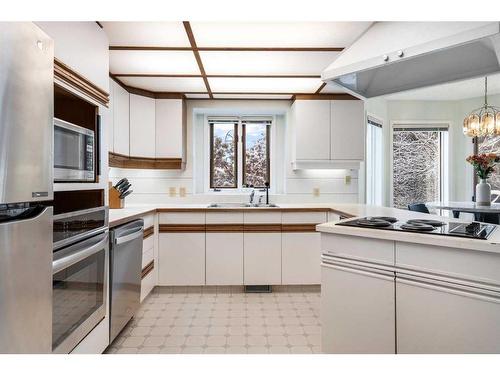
[155,99,184,159]
[292,99,365,169]
[293,100,331,160]
[130,94,156,158]
[111,79,130,156]
[330,100,365,161]
[36,22,109,92]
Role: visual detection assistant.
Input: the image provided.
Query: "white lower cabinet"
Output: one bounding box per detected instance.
[282,232,321,284]
[396,276,500,354]
[244,233,282,285]
[321,262,396,354]
[206,232,243,285]
[158,233,205,286]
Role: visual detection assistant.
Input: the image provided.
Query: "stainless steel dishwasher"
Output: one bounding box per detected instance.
[109,219,143,342]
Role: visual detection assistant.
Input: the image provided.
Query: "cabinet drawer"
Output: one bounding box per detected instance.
[140,266,155,302]
[281,211,327,224]
[244,211,281,224]
[142,247,154,269]
[142,234,154,254]
[206,211,243,224]
[158,212,205,224]
[396,242,500,285]
[321,234,394,265]
[142,213,155,229]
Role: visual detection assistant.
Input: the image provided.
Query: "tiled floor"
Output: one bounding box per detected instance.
[106,286,321,354]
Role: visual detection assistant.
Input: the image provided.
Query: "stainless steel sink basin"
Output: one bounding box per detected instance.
[207,203,279,208]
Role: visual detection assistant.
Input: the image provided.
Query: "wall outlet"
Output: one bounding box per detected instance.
[169,187,176,197]
[179,187,186,197]
[313,187,320,197]
[345,175,352,185]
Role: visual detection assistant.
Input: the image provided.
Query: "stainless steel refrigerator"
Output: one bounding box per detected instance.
[0,22,54,353]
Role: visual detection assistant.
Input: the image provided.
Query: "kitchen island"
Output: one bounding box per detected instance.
[316,209,500,354]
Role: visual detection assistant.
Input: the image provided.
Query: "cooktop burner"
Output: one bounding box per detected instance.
[337,216,497,240]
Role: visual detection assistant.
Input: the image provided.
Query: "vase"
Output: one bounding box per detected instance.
[476,179,491,206]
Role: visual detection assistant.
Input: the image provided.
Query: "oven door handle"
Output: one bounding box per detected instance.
[53,232,108,274]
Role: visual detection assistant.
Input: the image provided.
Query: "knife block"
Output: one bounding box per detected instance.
[109,184,124,209]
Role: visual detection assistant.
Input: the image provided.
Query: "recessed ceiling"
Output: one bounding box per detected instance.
[110,50,201,75]
[119,76,207,92]
[102,22,190,47]
[384,73,500,101]
[104,22,373,97]
[190,22,372,48]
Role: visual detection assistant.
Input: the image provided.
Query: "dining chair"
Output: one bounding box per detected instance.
[407,203,430,214]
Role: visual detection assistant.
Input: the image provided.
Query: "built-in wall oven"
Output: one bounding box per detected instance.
[52,206,108,353]
[54,118,95,182]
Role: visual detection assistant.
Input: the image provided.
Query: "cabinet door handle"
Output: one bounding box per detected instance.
[322,262,395,282]
[396,276,500,304]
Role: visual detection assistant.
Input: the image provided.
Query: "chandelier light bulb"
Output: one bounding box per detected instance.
[463,77,500,138]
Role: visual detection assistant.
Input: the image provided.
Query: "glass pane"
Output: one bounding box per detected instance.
[244,123,269,188]
[478,135,500,190]
[393,130,441,209]
[52,250,105,350]
[211,123,237,188]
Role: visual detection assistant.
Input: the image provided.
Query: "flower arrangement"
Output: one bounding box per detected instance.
[466,153,500,179]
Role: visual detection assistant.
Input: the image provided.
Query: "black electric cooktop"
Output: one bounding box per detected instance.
[336,216,497,240]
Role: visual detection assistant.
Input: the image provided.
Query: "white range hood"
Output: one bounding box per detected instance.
[322,22,500,99]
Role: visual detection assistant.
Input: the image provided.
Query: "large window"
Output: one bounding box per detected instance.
[209,118,271,189]
[476,135,500,190]
[392,124,448,209]
[366,116,383,205]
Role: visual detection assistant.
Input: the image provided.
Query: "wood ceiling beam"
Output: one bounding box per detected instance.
[182,21,213,98]
[315,82,327,94]
[109,46,344,52]
[113,73,321,79]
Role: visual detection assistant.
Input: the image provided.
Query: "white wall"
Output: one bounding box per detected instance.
[109,99,360,205]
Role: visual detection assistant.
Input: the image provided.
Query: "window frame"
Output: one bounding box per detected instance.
[207,117,272,191]
[209,120,239,189]
[365,115,384,205]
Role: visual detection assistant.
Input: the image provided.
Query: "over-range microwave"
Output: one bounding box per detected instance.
[54,118,95,182]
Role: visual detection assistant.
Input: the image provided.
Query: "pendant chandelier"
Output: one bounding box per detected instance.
[463,76,500,137]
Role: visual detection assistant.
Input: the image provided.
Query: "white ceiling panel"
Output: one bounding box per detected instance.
[213,94,293,99]
[191,22,373,48]
[321,82,347,93]
[384,73,500,101]
[185,93,211,98]
[102,22,190,47]
[110,50,200,75]
[209,77,323,93]
[119,77,207,92]
[200,51,339,75]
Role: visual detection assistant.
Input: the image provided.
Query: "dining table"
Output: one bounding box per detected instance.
[426,201,500,223]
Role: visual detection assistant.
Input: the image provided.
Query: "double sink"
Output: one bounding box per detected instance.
[207,203,279,208]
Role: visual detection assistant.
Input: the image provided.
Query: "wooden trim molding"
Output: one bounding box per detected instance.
[54,58,109,106]
[141,260,154,279]
[109,46,344,52]
[159,224,206,233]
[109,152,183,170]
[206,224,244,232]
[183,21,213,98]
[143,226,154,239]
[281,224,318,232]
[243,224,282,233]
[293,93,359,100]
